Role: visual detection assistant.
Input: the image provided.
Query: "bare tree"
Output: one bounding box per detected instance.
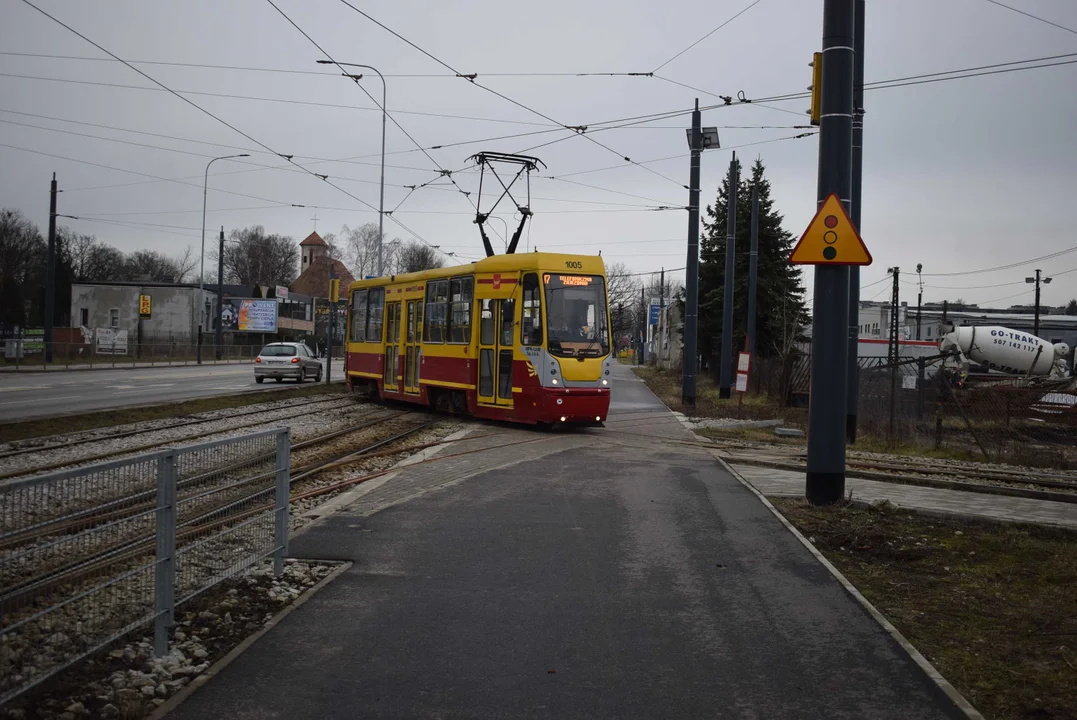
[123,249,195,283]
[0,208,46,325]
[223,226,299,286]
[340,223,382,279]
[393,241,445,274]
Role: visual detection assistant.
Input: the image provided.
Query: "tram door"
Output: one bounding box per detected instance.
[383,302,400,392]
[403,300,422,395]
[477,298,515,407]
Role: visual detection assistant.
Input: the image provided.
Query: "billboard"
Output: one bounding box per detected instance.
[221,299,278,333]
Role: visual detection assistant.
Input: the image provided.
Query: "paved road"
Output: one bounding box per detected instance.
[0,361,344,422]
[167,363,965,719]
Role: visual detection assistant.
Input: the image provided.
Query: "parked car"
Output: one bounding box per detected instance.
[254,342,322,383]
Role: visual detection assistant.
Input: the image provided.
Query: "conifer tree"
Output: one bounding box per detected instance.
[697,157,808,370]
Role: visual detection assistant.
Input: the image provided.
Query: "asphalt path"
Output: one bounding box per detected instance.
[167,363,966,719]
[0,361,344,422]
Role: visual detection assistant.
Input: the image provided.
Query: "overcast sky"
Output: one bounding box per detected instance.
[2,0,1075,309]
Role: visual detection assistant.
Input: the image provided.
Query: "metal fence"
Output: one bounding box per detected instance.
[750,350,1077,468]
[0,340,344,371]
[0,428,290,705]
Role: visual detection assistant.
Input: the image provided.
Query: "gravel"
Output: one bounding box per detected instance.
[3,560,338,720]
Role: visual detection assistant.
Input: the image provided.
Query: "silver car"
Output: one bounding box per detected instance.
[254,342,323,383]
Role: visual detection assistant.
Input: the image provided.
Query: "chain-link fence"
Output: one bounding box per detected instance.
[750,350,1077,468]
[0,428,290,705]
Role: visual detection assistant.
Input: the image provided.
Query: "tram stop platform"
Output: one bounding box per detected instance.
[166,362,968,719]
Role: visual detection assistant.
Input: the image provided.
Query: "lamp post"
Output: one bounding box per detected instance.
[319,60,387,276]
[198,154,249,365]
[1026,269,1053,338]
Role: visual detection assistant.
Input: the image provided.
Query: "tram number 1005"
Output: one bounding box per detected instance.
[565,261,583,269]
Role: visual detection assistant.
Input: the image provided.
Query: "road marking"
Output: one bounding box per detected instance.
[0,386,51,392]
[0,394,78,407]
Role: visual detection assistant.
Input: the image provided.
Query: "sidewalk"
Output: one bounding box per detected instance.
[165,363,965,719]
[732,463,1077,529]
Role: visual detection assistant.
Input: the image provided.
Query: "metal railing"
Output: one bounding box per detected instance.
[0,428,290,705]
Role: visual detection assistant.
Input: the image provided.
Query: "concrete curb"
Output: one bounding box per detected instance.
[715,456,985,720]
[664,408,984,718]
[727,456,1077,505]
[148,560,352,720]
[292,425,475,536]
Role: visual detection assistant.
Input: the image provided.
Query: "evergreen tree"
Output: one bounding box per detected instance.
[1066,299,1077,316]
[697,157,808,370]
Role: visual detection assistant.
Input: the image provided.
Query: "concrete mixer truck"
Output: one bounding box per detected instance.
[939,326,1071,378]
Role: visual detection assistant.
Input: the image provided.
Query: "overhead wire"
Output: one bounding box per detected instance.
[16,0,451,257]
[651,0,764,72]
[336,0,691,191]
[980,0,1077,36]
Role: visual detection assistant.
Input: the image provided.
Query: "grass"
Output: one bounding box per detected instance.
[632,364,992,464]
[773,498,1077,720]
[0,383,348,444]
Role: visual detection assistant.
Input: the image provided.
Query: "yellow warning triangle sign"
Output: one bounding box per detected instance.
[789,194,872,265]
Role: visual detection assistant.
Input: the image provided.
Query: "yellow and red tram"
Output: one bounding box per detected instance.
[343,253,612,425]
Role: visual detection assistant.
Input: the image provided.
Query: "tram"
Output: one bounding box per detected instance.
[343,252,613,425]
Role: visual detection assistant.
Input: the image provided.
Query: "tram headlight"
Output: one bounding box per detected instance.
[551,378,559,385]
[601,379,608,386]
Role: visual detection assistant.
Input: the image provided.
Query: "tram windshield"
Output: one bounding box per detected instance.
[543,273,610,358]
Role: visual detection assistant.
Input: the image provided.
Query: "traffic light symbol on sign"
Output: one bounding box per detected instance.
[789,194,872,266]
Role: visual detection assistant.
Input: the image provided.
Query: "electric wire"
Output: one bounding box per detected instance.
[651,0,764,72]
[17,0,450,256]
[981,0,1077,36]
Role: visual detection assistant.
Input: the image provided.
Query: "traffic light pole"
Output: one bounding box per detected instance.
[325,264,335,385]
[719,152,737,399]
[845,0,865,443]
[682,100,702,405]
[806,0,854,505]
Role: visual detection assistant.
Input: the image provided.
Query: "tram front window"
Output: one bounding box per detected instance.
[543,273,609,358]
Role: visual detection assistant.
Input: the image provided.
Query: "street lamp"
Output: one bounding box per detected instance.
[198,154,249,365]
[318,60,387,276]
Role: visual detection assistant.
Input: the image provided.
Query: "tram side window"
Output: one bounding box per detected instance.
[350,290,368,342]
[448,276,473,344]
[423,280,449,343]
[366,288,385,342]
[521,273,542,346]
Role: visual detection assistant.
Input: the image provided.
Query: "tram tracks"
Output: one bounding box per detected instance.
[593,426,1077,499]
[0,413,450,612]
[0,396,364,481]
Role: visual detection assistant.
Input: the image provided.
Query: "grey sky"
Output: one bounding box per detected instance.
[2,0,1075,308]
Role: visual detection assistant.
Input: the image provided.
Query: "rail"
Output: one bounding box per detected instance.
[0,428,291,705]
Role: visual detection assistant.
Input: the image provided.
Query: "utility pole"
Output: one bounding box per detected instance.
[683,99,703,405]
[216,227,225,360]
[326,264,335,384]
[915,263,924,340]
[746,182,759,358]
[1025,267,1051,337]
[45,173,58,363]
[719,152,737,399]
[845,0,865,443]
[805,0,854,505]
[887,266,900,441]
[639,285,645,366]
[659,267,665,365]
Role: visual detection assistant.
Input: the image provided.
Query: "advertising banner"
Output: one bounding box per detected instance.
[139,294,152,319]
[221,299,278,333]
[95,328,128,354]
